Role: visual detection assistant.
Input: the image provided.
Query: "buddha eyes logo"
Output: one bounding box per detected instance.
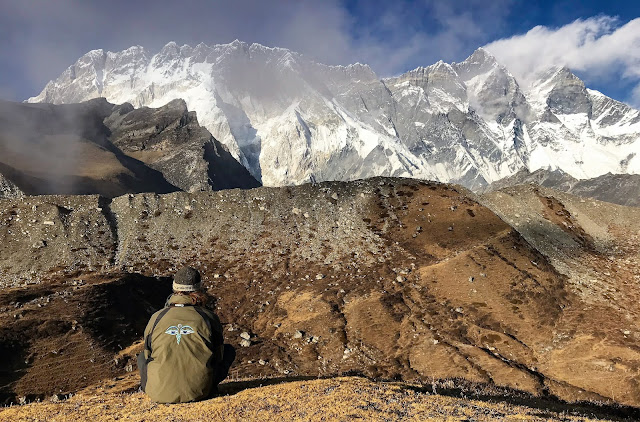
[165,324,195,344]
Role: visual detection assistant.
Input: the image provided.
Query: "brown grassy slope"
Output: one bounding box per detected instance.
[480,185,640,406]
[1,178,639,408]
[0,377,620,422]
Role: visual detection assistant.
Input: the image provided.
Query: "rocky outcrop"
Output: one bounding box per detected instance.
[106,98,259,192]
[0,173,23,199]
[570,173,640,207]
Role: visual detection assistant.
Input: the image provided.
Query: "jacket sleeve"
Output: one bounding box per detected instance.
[142,312,155,360]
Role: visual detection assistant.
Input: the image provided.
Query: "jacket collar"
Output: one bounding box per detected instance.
[167,293,193,306]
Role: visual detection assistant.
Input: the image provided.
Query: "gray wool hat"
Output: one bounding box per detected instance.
[173,266,202,292]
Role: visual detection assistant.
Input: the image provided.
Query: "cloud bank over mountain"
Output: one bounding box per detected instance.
[485,16,640,107]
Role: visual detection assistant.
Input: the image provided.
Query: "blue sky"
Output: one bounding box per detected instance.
[1,0,639,106]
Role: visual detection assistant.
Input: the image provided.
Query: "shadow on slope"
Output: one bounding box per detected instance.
[0,273,171,404]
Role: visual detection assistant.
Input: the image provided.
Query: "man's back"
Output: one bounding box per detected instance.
[142,294,224,403]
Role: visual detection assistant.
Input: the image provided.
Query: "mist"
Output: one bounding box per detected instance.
[0,99,113,195]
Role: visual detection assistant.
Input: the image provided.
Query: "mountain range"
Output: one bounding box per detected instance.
[28,40,640,191]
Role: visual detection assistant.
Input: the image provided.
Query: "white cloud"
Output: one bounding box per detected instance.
[484,16,640,107]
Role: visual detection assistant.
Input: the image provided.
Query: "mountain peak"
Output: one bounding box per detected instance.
[83,49,105,58]
[467,47,497,64]
[534,65,578,84]
[453,47,501,77]
[159,41,180,54]
[228,39,249,50]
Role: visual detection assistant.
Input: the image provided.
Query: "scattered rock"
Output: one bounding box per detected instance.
[293,330,305,339]
[240,339,252,348]
[240,331,251,340]
[32,240,46,249]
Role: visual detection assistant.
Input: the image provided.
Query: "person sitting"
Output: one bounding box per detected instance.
[138,266,235,403]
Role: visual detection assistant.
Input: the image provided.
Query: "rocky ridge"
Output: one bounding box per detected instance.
[484,169,640,207]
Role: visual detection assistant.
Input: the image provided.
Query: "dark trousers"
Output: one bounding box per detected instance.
[138,352,149,392]
[212,344,236,392]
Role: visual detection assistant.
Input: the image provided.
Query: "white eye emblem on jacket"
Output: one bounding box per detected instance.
[165,324,195,344]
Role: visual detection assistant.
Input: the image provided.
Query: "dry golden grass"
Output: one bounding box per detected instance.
[0,377,616,422]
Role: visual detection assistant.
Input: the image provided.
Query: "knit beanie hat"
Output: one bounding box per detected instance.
[173,267,202,292]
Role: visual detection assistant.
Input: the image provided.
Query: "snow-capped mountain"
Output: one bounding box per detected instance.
[28,41,640,189]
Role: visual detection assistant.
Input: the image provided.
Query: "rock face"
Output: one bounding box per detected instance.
[28,42,640,188]
[483,169,577,193]
[1,179,640,407]
[106,98,259,192]
[0,98,259,197]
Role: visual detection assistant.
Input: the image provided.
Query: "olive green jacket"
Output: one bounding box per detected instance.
[142,294,224,403]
